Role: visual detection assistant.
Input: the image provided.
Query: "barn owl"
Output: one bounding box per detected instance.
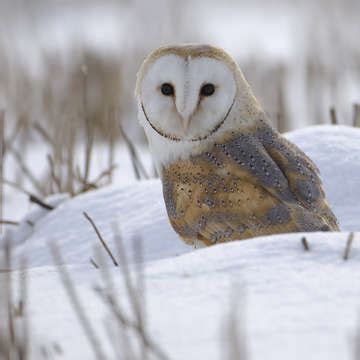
[135,44,339,247]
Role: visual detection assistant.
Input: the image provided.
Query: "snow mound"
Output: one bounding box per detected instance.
[22,232,360,360]
[8,125,360,267]
[12,180,190,267]
[287,125,360,231]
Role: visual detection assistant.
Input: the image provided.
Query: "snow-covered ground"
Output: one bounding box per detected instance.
[1,125,360,359]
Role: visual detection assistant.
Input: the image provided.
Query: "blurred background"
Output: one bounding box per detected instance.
[0,0,359,220]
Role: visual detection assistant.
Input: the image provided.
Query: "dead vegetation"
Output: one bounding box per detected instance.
[223,287,248,360]
[343,232,355,261]
[50,218,170,360]
[301,236,310,251]
[0,238,29,360]
[0,217,171,360]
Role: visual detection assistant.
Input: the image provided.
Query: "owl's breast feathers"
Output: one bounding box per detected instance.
[161,124,339,246]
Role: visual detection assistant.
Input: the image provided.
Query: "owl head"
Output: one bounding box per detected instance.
[135,44,265,168]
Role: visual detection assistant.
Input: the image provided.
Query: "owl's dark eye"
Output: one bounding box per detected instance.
[161,83,174,96]
[200,83,215,96]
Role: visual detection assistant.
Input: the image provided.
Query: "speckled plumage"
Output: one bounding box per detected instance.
[136,44,339,247]
[162,123,339,246]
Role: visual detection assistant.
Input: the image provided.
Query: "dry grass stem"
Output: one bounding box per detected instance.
[343,232,355,260]
[91,226,169,360]
[94,287,169,360]
[90,164,117,188]
[224,287,248,360]
[119,122,149,180]
[33,122,54,145]
[353,104,360,128]
[114,228,167,360]
[4,118,24,152]
[47,154,62,193]
[0,110,4,234]
[2,179,54,211]
[330,107,338,125]
[2,178,35,198]
[4,240,16,350]
[113,227,142,318]
[132,236,147,360]
[83,211,119,266]
[82,65,94,188]
[89,257,99,269]
[0,220,19,226]
[29,195,54,211]
[301,236,310,251]
[8,145,45,196]
[49,242,106,360]
[0,239,30,359]
[354,315,360,360]
[17,257,29,360]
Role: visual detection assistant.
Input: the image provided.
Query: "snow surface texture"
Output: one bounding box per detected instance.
[2,125,360,360]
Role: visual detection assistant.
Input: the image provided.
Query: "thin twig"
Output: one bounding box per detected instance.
[82,64,94,188]
[133,236,148,360]
[276,67,288,133]
[47,154,62,193]
[353,104,360,128]
[4,238,16,349]
[113,226,141,313]
[49,242,106,360]
[76,165,118,193]
[17,257,29,360]
[330,107,338,125]
[225,286,248,360]
[119,122,149,180]
[354,314,360,359]
[65,118,76,196]
[93,226,169,360]
[53,342,63,355]
[4,117,24,152]
[94,287,170,360]
[113,227,158,359]
[2,179,54,210]
[29,195,54,211]
[89,257,99,269]
[343,232,355,261]
[301,236,310,251]
[2,178,34,197]
[0,111,4,234]
[0,220,19,226]
[33,122,54,145]
[8,146,45,195]
[90,165,118,187]
[96,248,135,359]
[107,108,116,184]
[83,212,118,266]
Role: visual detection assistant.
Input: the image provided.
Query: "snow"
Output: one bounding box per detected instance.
[12,180,191,268]
[19,232,360,360]
[287,125,360,231]
[1,125,360,359]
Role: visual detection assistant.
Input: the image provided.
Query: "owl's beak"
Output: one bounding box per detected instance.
[177,108,193,134]
[175,96,196,134]
[180,115,191,134]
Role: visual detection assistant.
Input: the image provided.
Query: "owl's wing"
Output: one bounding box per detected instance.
[258,127,339,230]
[193,127,338,244]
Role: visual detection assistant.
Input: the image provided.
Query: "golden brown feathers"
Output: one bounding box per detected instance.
[162,124,339,246]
